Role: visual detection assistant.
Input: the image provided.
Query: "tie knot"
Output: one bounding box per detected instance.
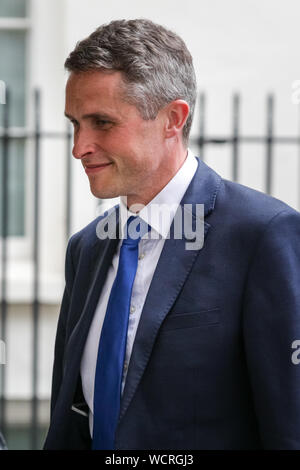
[123,216,150,245]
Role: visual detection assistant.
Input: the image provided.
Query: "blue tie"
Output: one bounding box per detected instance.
[92,216,148,450]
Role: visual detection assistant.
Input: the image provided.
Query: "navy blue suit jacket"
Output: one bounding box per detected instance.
[44,158,300,449]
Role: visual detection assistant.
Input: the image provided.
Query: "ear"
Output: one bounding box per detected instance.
[164,100,190,141]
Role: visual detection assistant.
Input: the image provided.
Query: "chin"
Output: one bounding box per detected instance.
[90,184,120,200]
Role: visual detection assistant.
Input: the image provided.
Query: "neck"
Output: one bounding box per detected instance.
[124,145,188,211]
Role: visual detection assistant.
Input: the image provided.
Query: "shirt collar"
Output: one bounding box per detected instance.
[119,149,198,239]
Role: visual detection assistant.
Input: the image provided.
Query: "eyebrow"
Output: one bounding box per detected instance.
[64,112,114,121]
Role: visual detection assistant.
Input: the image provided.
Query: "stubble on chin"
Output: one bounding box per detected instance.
[88,177,122,200]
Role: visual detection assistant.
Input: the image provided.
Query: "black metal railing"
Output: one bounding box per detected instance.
[0,88,72,450]
[0,89,299,449]
[193,93,300,198]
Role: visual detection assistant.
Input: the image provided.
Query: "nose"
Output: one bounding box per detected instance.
[72,128,97,160]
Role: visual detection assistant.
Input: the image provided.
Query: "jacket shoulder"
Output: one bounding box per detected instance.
[209,177,300,253]
[217,178,298,223]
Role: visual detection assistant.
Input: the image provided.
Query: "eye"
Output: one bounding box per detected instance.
[94,119,112,129]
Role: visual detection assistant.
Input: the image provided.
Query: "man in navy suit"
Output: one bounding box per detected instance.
[44,19,300,449]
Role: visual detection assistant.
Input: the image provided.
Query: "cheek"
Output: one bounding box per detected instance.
[105,124,162,172]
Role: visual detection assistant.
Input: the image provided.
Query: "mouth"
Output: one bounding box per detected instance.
[84,162,113,175]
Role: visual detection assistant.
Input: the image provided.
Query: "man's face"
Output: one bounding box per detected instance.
[65,70,171,207]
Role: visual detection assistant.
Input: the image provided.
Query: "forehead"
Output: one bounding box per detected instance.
[65,70,126,111]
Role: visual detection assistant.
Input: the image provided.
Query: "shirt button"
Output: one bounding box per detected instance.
[130,305,136,314]
[138,253,145,260]
[124,362,128,371]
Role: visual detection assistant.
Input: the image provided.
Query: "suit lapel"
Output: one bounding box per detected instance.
[119,158,222,421]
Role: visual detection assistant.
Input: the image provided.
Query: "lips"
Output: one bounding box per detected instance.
[84,162,111,168]
[84,162,113,174]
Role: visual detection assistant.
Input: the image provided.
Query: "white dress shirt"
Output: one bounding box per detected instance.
[80,149,198,436]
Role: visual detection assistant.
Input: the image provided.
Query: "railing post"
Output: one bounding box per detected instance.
[266,94,274,195]
[198,93,205,161]
[66,121,72,242]
[232,93,240,182]
[31,88,41,450]
[0,86,10,440]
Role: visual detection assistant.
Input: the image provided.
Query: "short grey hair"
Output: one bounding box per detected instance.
[64,19,197,145]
